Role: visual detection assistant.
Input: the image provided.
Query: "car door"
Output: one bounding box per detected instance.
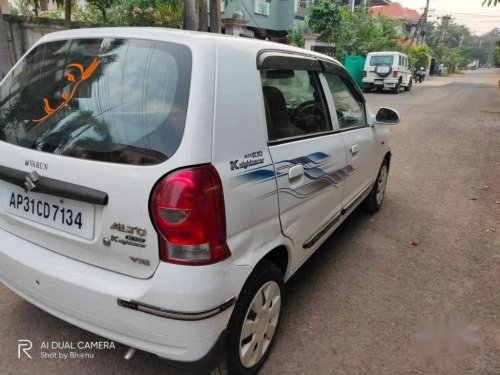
[322,64,377,213]
[258,53,346,269]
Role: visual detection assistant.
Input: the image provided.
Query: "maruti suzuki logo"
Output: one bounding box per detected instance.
[25,160,48,171]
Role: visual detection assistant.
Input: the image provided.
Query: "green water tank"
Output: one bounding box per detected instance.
[343,55,366,89]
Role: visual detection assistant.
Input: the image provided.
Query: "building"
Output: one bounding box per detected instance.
[2,0,85,14]
[220,0,311,40]
[221,0,385,40]
[2,0,57,14]
[370,0,392,5]
[341,0,391,6]
[371,2,420,36]
[371,2,420,23]
[1,0,11,13]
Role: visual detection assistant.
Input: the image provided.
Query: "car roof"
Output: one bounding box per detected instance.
[367,51,405,56]
[36,27,343,66]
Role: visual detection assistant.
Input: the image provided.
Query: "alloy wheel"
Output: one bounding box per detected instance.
[376,165,388,205]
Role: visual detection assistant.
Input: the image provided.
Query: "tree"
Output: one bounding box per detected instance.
[287,26,305,48]
[199,0,208,31]
[401,44,431,70]
[482,0,499,6]
[86,0,115,22]
[495,41,500,65]
[184,0,196,30]
[307,3,402,61]
[210,0,221,33]
[31,0,71,28]
[0,3,12,77]
[306,0,341,43]
[63,0,71,28]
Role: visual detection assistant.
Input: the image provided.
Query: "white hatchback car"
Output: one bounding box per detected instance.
[363,51,413,94]
[0,28,399,374]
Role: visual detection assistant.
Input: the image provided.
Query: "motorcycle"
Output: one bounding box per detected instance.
[415,67,426,83]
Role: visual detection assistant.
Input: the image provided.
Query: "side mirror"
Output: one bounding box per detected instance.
[375,107,400,125]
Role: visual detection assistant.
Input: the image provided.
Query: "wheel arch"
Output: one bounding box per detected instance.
[256,245,291,280]
[384,151,392,170]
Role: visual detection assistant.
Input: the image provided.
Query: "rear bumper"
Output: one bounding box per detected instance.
[363,78,399,86]
[0,228,252,363]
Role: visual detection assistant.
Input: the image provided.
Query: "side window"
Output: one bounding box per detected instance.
[261,69,331,141]
[323,73,366,130]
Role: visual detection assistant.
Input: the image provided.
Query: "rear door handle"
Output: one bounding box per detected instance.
[288,164,304,181]
[350,144,359,156]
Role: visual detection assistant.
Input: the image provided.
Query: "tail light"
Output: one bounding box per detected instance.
[151,165,231,265]
[363,71,367,77]
[392,70,399,78]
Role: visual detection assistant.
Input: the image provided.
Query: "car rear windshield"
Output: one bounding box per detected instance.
[369,55,393,66]
[0,38,191,166]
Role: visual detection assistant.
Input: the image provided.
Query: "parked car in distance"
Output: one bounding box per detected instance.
[0,28,400,374]
[363,51,413,94]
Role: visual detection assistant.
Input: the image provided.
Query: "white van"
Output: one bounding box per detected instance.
[0,28,400,374]
[363,51,413,94]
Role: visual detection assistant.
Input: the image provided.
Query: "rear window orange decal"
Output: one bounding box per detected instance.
[33,58,101,123]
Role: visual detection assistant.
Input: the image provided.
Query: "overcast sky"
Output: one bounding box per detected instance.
[396,0,500,35]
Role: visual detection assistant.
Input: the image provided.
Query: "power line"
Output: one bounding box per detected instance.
[431,9,500,16]
[433,15,500,20]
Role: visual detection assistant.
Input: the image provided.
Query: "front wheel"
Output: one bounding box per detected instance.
[362,159,389,214]
[213,261,284,375]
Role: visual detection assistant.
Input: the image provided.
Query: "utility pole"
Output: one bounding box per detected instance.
[438,15,451,45]
[410,0,430,47]
[419,0,431,45]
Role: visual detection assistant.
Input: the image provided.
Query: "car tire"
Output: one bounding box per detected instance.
[404,78,412,91]
[212,260,284,375]
[363,85,371,93]
[362,159,389,214]
[393,82,400,94]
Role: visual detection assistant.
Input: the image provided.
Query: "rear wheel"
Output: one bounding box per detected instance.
[404,78,412,91]
[363,159,389,214]
[393,82,400,94]
[213,260,284,375]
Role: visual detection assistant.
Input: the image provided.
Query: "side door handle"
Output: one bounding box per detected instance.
[288,164,304,181]
[350,144,359,156]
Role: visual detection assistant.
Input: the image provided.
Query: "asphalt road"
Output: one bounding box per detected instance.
[1,69,499,375]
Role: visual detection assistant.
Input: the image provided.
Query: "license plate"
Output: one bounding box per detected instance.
[1,183,95,240]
